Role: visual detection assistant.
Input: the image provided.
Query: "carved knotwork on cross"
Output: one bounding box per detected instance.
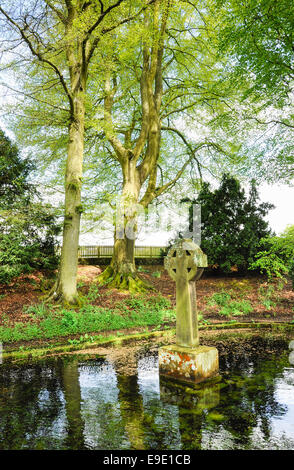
[164,239,208,348]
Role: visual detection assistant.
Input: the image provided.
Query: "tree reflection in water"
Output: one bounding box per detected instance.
[0,359,65,449]
[0,341,293,450]
[59,358,85,449]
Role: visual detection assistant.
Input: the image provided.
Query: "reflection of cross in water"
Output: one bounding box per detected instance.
[167,248,199,348]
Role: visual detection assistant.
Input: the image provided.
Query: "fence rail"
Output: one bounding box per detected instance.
[78,245,166,259]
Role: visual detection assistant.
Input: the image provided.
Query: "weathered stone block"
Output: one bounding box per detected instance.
[158,345,219,385]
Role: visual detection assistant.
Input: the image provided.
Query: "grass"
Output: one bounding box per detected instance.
[207,289,253,317]
[0,294,176,344]
[3,321,294,362]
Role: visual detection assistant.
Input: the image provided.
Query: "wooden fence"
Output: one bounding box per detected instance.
[78,245,166,259]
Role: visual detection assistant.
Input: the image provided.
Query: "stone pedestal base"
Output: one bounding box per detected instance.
[158,344,219,385]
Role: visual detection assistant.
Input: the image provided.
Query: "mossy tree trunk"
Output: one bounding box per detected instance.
[0,2,149,305]
[98,2,168,292]
[47,37,88,304]
[98,1,214,293]
[98,165,152,292]
[55,101,85,304]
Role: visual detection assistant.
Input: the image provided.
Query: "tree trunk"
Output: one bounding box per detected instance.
[111,236,135,274]
[97,170,152,293]
[116,373,145,449]
[47,97,85,305]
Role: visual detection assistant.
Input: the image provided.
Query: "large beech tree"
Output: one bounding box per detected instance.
[0,0,154,303]
[97,0,229,290]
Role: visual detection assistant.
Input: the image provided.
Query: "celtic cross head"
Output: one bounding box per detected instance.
[164,239,207,282]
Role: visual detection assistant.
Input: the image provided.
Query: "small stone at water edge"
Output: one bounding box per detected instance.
[289,351,294,365]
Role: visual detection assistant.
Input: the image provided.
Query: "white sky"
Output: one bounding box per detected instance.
[259,183,294,236]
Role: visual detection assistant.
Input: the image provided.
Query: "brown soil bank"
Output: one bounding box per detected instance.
[1,265,293,325]
[0,265,293,355]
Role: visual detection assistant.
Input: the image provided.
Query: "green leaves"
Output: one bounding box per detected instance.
[0,128,61,284]
[250,252,289,280]
[206,0,294,183]
[214,0,294,98]
[191,173,273,273]
[207,289,253,316]
[249,225,294,284]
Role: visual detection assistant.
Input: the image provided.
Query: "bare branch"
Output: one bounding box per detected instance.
[245,115,294,129]
[0,6,73,112]
[44,1,66,23]
[0,82,69,113]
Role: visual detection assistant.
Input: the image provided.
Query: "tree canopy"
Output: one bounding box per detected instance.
[208,0,294,182]
[215,0,294,102]
[0,0,157,301]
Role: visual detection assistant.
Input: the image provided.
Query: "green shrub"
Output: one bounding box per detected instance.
[250,252,288,280]
[172,174,273,274]
[219,300,253,317]
[0,129,60,284]
[207,289,252,317]
[0,205,60,284]
[208,291,231,307]
[249,226,294,286]
[0,265,24,284]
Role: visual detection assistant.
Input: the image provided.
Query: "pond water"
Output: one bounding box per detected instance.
[0,341,293,450]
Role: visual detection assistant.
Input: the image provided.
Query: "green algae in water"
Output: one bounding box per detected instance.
[0,342,293,450]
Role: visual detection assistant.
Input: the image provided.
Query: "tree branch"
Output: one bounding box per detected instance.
[0,6,73,112]
[45,1,67,23]
[103,69,127,162]
[245,115,294,129]
[139,143,206,208]
[86,0,156,63]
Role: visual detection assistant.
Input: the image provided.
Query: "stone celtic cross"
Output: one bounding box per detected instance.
[164,239,207,349]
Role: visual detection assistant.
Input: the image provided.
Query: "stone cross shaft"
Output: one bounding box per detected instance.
[164,240,207,349]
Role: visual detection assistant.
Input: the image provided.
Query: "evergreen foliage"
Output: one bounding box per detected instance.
[0,129,60,283]
[189,174,274,273]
